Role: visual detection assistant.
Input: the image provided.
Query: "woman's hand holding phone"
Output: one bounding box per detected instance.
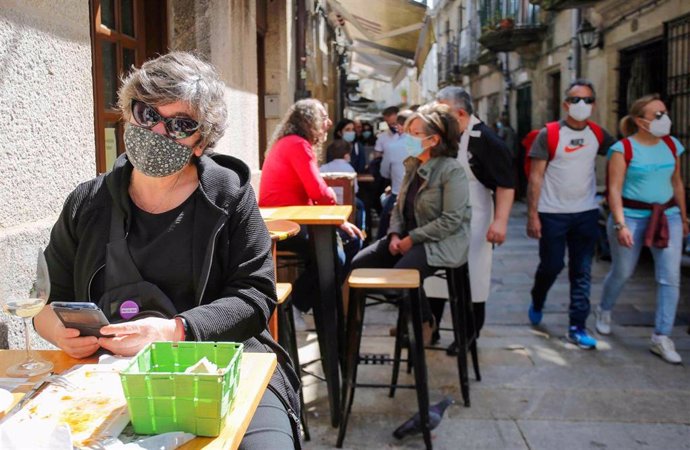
[34,304,101,359]
[53,324,101,359]
[98,317,179,357]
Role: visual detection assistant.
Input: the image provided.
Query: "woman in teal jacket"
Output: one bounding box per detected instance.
[349,103,471,343]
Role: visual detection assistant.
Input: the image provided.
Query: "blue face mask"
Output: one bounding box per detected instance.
[403,134,428,158]
[342,131,356,143]
[362,131,372,139]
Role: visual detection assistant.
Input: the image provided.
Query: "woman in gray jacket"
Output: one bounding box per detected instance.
[349,103,471,344]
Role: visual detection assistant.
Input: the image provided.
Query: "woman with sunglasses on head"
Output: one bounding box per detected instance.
[348,103,471,344]
[595,94,688,364]
[35,52,302,448]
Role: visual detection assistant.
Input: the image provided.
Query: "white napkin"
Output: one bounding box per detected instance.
[105,432,196,450]
[0,421,73,450]
[98,353,135,371]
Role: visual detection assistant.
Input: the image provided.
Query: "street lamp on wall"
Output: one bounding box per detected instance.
[578,19,603,51]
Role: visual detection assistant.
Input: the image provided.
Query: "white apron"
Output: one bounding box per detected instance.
[458,116,494,303]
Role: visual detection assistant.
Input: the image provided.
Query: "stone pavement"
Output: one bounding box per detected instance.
[298,201,690,450]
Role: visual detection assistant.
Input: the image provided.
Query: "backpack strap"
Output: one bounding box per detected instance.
[621,138,633,166]
[545,121,560,161]
[586,120,604,145]
[661,136,678,158]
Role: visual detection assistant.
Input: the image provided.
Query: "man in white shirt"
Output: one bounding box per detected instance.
[377,110,412,238]
[374,106,401,158]
[527,79,616,349]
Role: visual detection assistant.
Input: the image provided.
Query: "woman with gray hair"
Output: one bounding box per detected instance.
[35,52,301,448]
[349,103,471,344]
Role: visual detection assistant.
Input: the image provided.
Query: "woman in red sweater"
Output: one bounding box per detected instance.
[260,99,337,206]
[259,99,363,312]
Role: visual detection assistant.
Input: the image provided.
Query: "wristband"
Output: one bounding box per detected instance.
[613,222,626,231]
[175,316,189,341]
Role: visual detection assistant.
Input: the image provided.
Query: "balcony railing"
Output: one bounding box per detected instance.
[438,41,461,85]
[529,0,602,11]
[478,0,546,53]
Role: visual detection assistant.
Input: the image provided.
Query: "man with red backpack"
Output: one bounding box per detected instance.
[526,79,616,349]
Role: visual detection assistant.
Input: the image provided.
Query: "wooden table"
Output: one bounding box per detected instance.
[260,205,352,428]
[0,350,276,450]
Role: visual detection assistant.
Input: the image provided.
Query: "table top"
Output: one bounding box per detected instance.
[265,219,301,242]
[0,350,277,450]
[260,205,352,225]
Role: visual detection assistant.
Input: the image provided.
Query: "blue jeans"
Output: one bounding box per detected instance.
[530,209,599,328]
[600,213,682,336]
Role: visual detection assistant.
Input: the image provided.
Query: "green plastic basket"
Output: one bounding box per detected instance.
[119,341,243,437]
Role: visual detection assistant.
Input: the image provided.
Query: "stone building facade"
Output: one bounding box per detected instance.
[430,0,690,196]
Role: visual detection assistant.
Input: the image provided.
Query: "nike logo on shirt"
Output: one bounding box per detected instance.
[564,144,586,153]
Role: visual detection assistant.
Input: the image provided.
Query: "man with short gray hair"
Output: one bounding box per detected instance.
[437,86,515,344]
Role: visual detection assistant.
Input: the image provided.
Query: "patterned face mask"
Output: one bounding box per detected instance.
[124,124,195,177]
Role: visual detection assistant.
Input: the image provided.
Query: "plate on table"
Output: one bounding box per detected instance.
[0,388,13,412]
[1,365,129,448]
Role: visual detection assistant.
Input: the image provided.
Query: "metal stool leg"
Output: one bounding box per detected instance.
[406,288,432,449]
[336,287,366,448]
[389,304,405,398]
[470,340,481,382]
[447,268,470,407]
[462,268,481,383]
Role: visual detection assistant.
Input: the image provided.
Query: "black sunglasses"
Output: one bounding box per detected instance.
[130,99,200,140]
[565,96,596,105]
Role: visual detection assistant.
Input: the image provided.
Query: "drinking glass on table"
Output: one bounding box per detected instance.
[2,247,54,377]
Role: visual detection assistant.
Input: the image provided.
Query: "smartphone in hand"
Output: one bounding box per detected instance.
[51,302,111,337]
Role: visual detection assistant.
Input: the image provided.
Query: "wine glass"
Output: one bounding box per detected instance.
[2,247,54,377]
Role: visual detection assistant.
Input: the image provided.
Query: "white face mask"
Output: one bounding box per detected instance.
[642,114,672,137]
[568,100,593,121]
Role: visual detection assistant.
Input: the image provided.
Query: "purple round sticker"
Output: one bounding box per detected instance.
[119,300,139,320]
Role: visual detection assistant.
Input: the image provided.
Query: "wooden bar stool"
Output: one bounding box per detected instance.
[265,220,301,340]
[337,268,432,450]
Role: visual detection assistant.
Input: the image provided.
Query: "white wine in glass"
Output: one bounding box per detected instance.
[3,248,54,377]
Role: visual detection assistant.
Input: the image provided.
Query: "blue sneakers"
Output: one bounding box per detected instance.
[567,326,597,349]
[528,304,543,326]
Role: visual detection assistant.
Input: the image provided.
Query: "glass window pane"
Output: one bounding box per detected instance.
[123,48,135,76]
[121,0,134,36]
[102,41,117,109]
[100,0,115,29]
[104,123,120,171]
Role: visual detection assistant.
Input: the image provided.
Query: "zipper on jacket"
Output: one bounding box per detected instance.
[196,220,226,306]
[87,264,105,302]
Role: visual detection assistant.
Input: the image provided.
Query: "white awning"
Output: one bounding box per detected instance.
[327,0,434,85]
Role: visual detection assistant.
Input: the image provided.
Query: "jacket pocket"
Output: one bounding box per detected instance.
[417,186,442,221]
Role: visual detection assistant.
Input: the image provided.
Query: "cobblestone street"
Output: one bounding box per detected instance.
[302,201,690,450]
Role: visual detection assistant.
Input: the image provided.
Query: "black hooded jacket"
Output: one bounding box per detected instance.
[45,153,301,435]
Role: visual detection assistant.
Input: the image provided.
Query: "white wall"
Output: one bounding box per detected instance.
[0,0,95,348]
